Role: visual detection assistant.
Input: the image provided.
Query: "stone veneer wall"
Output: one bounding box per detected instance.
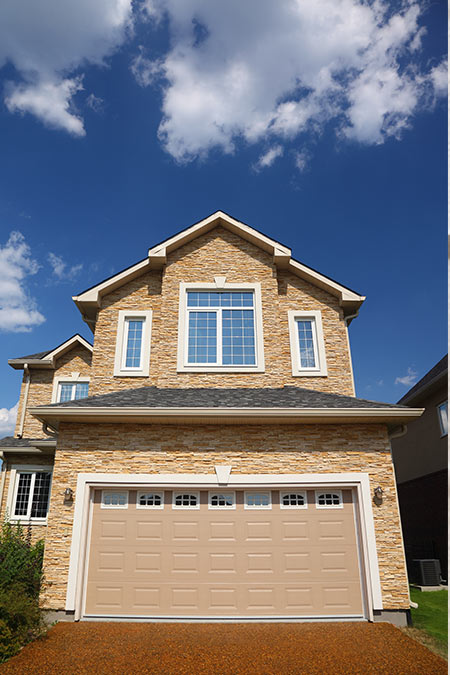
[89,226,355,396]
[41,421,409,611]
[14,346,92,438]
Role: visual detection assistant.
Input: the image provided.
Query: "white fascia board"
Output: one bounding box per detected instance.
[46,335,93,360]
[73,259,150,305]
[288,259,365,305]
[8,359,54,370]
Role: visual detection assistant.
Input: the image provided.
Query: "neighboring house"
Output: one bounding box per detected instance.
[0,211,422,626]
[391,355,448,581]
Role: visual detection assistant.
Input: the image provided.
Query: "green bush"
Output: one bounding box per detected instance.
[0,521,45,662]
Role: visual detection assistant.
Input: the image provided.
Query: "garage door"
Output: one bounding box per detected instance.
[84,488,364,618]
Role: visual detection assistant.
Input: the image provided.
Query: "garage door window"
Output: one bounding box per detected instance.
[209,492,236,509]
[137,492,164,509]
[101,491,128,508]
[244,491,271,509]
[173,492,200,509]
[280,491,307,509]
[315,491,343,508]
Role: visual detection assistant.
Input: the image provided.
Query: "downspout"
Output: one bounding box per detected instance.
[0,453,5,518]
[42,423,58,438]
[17,364,30,438]
[344,312,359,397]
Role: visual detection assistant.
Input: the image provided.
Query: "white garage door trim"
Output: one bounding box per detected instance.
[66,472,381,621]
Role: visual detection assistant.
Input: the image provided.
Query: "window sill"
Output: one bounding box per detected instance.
[113,371,149,378]
[177,365,265,373]
[9,518,47,525]
[291,371,327,377]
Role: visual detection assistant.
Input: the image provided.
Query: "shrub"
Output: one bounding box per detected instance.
[0,521,45,662]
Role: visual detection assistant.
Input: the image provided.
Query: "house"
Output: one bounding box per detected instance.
[391,355,447,581]
[0,211,422,626]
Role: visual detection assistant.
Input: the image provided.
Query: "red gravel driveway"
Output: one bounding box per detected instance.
[1,621,446,674]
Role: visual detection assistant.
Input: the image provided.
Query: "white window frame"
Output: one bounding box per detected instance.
[177,281,265,372]
[288,310,327,377]
[52,374,90,403]
[114,310,152,377]
[437,400,448,437]
[315,489,343,509]
[136,491,164,509]
[208,491,236,510]
[172,491,200,509]
[7,465,53,523]
[244,491,272,509]
[101,490,129,509]
[280,490,308,509]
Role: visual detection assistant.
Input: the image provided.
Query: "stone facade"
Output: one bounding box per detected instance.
[89,227,355,396]
[41,421,409,611]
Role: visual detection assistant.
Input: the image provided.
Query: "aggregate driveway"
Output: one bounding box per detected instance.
[1,621,446,674]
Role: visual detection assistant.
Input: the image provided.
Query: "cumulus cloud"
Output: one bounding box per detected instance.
[143,0,446,162]
[0,0,133,134]
[0,401,19,437]
[48,252,83,281]
[253,145,283,171]
[0,231,45,332]
[395,367,418,387]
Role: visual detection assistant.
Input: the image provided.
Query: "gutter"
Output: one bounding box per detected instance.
[17,364,30,438]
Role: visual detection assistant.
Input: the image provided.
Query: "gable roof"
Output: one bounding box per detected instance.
[398,354,447,406]
[73,211,366,329]
[8,334,93,370]
[29,385,422,431]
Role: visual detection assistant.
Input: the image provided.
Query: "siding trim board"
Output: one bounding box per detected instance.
[66,471,381,621]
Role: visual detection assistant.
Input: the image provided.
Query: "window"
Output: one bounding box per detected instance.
[208,492,236,509]
[315,491,343,508]
[58,381,89,402]
[288,310,327,377]
[12,470,52,521]
[244,491,272,509]
[172,492,200,509]
[114,310,152,377]
[101,491,128,508]
[437,401,448,436]
[137,492,164,509]
[280,491,307,509]
[178,282,265,372]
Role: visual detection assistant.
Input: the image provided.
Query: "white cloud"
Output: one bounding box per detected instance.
[131,47,162,87]
[395,367,418,387]
[0,231,45,332]
[0,401,19,438]
[48,252,83,281]
[253,145,283,171]
[86,93,104,113]
[0,0,133,134]
[294,150,310,172]
[145,0,446,163]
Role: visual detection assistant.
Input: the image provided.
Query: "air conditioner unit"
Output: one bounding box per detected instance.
[412,559,441,586]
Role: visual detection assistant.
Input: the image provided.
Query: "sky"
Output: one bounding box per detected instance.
[0,0,447,436]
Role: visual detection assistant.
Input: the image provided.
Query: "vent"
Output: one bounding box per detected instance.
[412,559,441,586]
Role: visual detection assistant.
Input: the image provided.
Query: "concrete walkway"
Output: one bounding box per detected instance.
[1,621,446,674]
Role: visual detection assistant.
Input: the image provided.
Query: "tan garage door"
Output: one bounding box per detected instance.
[84,488,364,618]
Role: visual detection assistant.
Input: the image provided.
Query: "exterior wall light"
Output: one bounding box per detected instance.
[64,488,74,501]
[374,486,383,499]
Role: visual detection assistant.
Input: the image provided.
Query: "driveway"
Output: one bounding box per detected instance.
[1,621,446,674]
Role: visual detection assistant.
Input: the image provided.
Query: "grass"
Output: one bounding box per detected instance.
[402,587,448,660]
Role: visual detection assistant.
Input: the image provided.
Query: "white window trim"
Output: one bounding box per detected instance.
[52,373,90,403]
[114,310,152,377]
[208,491,236,510]
[280,490,308,509]
[172,491,200,509]
[288,310,327,377]
[100,490,129,509]
[177,281,265,372]
[136,491,164,509]
[315,489,343,509]
[244,490,272,509]
[437,400,448,437]
[6,465,53,523]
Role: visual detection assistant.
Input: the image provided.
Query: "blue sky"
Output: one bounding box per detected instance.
[0,0,447,435]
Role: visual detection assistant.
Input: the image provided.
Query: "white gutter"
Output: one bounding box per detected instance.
[17,364,30,438]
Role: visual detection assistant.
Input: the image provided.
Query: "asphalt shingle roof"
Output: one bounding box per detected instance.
[13,350,52,360]
[0,436,51,447]
[45,386,407,410]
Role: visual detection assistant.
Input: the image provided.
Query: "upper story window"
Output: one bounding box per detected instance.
[288,310,327,377]
[58,381,89,402]
[114,310,152,377]
[8,468,53,522]
[177,282,265,372]
[437,401,448,436]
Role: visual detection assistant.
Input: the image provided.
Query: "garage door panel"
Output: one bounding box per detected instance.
[85,488,365,617]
